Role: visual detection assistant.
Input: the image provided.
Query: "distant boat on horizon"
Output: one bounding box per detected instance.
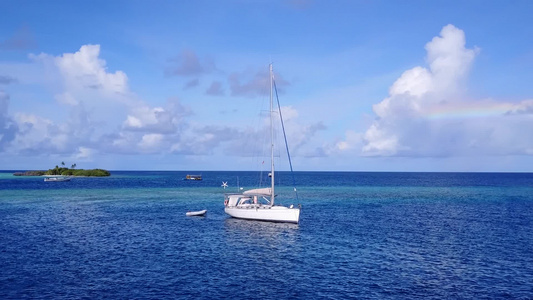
[184,174,202,181]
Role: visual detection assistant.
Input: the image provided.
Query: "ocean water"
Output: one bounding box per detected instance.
[1,171,532,299]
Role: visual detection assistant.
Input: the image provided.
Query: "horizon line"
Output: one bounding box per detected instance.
[1,169,531,174]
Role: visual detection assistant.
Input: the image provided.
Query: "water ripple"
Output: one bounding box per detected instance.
[1,172,532,299]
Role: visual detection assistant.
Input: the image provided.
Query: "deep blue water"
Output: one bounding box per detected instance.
[1,171,532,299]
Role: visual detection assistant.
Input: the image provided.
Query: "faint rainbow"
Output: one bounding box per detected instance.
[424,102,515,120]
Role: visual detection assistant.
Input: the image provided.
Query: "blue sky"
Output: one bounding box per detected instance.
[0,0,532,171]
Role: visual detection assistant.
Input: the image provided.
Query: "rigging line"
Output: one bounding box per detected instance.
[273,79,299,201]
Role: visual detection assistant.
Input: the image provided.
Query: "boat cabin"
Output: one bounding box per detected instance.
[224,193,270,207]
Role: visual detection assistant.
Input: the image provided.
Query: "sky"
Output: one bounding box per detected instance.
[0,0,532,172]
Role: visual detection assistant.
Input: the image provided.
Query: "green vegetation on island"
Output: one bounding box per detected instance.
[13,162,110,177]
[45,167,110,177]
[13,170,46,176]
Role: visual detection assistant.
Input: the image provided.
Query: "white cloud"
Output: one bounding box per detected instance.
[286,121,327,157]
[168,103,325,158]
[122,106,164,130]
[122,98,191,134]
[11,109,94,156]
[55,44,129,95]
[124,115,143,128]
[3,48,321,161]
[273,106,327,157]
[54,92,79,106]
[88,96,193,155]
[506,99,533,115]
[373,24,478,125]
[75,146,94,159]
[352,24,533,158]
[0,91,19,150]
[138,133,164,152]
[425,25,478,93]
[172,125,238,155]
[1,44,175,157]
[362,123,401,155]
[335,130,363,151]
[280,106,299,121]
[3,29,526,170]
[11,112,56,153]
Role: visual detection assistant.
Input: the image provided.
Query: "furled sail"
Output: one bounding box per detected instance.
[243,188,272,196]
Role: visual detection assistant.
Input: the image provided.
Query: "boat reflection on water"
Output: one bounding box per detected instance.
[223,218,300,249]
[224,217,299,231]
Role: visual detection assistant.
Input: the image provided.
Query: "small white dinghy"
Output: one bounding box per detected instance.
[186,210,207,217]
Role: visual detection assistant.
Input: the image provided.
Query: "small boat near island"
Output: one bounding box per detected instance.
[186,210,207,217]
[184,174,202,181]
[44,176,71,182]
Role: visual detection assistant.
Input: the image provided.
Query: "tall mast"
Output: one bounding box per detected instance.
[270,63,275,206]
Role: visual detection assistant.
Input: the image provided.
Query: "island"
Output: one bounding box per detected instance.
[13,164,110,177]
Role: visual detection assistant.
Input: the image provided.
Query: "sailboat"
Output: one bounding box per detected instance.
[224,64,301,224]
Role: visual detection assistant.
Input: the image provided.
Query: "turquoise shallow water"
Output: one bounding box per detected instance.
[1,171,532,299]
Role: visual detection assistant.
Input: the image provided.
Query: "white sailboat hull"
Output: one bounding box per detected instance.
[225,205,300,224]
